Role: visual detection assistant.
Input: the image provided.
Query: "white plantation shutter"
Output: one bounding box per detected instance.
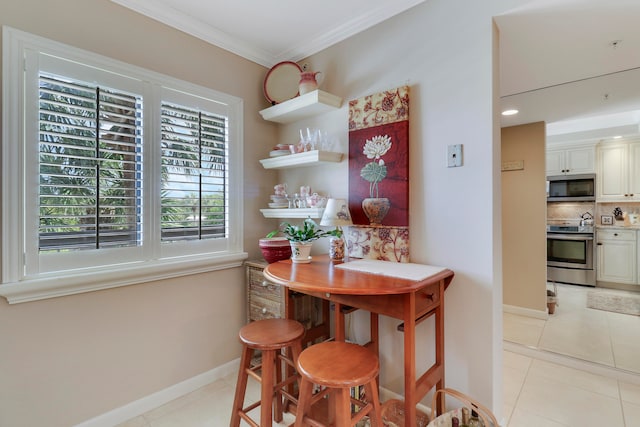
[2,28,244,302]
[38,73,143,251]
[160,102,228,242]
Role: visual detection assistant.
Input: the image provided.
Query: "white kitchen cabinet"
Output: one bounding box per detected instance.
[630,142,640,198]
[596,228,637,284]
[259,90,343,219]
[596,141,640,201]
[546,145,595,176]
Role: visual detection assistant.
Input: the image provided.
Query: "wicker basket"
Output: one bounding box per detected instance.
[381,399,430,427]
[428,388,498,427]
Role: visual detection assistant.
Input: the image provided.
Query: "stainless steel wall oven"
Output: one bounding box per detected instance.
[547,224,595,286]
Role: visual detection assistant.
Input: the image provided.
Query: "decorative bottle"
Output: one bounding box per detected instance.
[468,409,483,427]
[460,407,470,427]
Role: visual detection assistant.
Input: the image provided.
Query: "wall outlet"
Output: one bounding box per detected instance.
[447,144,463,167]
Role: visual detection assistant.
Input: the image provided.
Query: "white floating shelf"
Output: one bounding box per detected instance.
[259,150,343,169]
[259,90,343,123]
[260,208,325,219]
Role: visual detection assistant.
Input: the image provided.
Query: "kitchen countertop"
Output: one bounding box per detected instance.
[596,224,640,230]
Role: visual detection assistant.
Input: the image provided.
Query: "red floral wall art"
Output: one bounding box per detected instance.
[347,86,410,262]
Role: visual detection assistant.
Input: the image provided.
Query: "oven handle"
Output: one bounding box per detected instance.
[547,234,594,241]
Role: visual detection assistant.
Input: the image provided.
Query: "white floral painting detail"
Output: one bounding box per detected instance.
[360,135,392,198]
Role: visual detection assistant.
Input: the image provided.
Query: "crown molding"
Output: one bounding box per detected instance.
[110,0,274,66]
[272,0,427,65]
[111,0,426,68]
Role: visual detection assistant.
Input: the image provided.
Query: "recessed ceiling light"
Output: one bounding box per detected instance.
[502,109,519,116]
[613,135,622,139]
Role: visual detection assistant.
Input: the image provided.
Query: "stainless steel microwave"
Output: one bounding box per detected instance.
[547,173,596,201]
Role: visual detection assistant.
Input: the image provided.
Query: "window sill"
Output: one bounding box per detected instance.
[0,251,248,304]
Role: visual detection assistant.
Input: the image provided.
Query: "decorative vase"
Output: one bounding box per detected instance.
[362,198,391,226]
[259,237,292,263]
[299,71,320,95]
[290,241,313,263]
[328,237,345,262]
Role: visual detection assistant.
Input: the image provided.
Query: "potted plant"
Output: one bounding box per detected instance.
[278,218,329,263]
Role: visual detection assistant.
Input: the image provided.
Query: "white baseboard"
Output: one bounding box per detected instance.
[76,367,427,427]
[74,358,240,427]
[76,362,513,427]
[503,304,548,320]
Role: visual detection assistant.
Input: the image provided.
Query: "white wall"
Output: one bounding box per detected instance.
[502,123,548,313]
[277,0,531,415]
[0,0,537,424]
[0,1,278,426]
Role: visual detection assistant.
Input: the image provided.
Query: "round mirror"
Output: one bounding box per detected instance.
[263,61,302,105]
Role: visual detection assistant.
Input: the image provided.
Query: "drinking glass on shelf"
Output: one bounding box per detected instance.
[306,127,319,150]
[317,132,338,151]
[298,127,320,151]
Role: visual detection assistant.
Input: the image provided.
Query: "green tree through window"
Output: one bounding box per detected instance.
[38,74,142,251]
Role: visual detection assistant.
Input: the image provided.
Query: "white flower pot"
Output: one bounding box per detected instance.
[290,241,313,263]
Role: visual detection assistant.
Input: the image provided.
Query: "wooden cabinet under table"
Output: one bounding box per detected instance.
[245,260,330,346]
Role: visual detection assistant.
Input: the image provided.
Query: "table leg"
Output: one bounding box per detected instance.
[403,292,417,427]
[334,302,346,342]
[370,312,379,358]
[370,312,381,397]
[283,287,297,416]
[285,287,295,320]
[436,281,446,414]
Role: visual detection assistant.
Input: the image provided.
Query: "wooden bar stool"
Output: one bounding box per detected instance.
[294,341,383,427]
[230,318,305,427]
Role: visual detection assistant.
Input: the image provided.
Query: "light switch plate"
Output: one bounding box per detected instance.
[447,144,463,167]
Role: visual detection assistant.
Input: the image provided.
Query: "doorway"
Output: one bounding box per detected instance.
[497,0,640,377]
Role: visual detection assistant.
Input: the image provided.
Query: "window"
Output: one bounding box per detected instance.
[38,74,144,252]
[1,27,246,303]
[160,101,227,243]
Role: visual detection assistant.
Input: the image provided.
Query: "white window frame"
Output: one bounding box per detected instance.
[1,27,246,304]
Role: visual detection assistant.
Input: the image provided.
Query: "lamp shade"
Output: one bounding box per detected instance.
[320,198,353,227]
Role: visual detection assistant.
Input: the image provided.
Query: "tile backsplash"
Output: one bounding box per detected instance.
[547,201,595,222]
[547,201,640,225]
[596,202,640,225]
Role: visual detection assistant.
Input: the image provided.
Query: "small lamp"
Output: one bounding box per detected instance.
[320,198,353,262]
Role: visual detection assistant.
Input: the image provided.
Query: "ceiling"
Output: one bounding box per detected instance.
[109,0,427,68]
[496,0,640,142]
[111,0,640,142]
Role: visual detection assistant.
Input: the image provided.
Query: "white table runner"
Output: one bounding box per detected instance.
[335,259,447,281]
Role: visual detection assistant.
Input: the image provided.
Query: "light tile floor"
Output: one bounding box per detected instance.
[504,283,640,373]
[503,350,640,426]
[117,351,640,427]
[117,283,640,427]
[117,369,297,427]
